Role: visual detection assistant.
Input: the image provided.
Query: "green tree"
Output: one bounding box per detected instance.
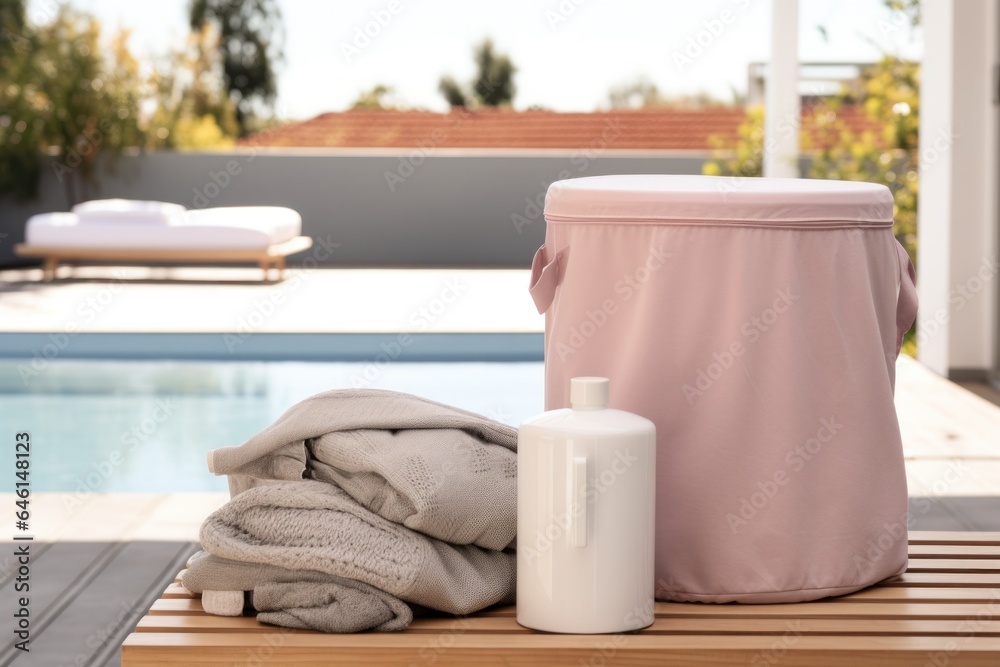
[439,38,516,109]
[702,55,920,354]
[0,7,145,204]
[189,0,283,136]
[809,57,919,263]
[0,0,28,60]
[438,76,468,108]
[0,0,40,199]
[147,24,239,149]
[885,0,920,26]
[472,39,515,106]
[350,84,395,110]
[701,105,767,178]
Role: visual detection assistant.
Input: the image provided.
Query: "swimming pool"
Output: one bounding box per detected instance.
[0,359,544,492]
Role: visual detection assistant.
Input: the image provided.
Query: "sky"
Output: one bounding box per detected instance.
[28,0,923,121]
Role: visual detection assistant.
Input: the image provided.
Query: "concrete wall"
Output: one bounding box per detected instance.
[0,150,708,268]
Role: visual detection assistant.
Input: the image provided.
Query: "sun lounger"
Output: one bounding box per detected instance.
[15,201,313,282]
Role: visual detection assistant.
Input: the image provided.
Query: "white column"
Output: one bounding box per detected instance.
[917,0,998,377]
[763,0,800,178]
[917,0,955,375]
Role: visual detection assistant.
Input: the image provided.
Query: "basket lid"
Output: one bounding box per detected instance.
[544,175,894,226]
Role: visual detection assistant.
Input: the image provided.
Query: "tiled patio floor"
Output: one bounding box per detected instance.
[0,265,540,334]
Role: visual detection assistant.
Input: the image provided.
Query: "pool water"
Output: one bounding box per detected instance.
[0,360,544,492]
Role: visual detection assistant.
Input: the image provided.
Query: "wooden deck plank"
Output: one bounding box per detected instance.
[144,590,1000,617]
[135,614,1000,636]
[138,601,1000,628]
[148,599,209,616]
[822,586,1000,603]
[908,544,1000,558]
[906,559,1000,572]
[908,531,1000,545]
[161,583,195,599]
[883,573,1000,587]
[121,632,1000,667]
[393,598,1000,617]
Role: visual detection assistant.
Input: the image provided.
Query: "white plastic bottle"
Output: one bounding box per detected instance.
[517,377,656,633]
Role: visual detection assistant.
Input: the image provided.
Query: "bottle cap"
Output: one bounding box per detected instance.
[571,377,610,410]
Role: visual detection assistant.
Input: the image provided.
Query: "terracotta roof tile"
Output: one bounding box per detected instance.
[242,108,879,151]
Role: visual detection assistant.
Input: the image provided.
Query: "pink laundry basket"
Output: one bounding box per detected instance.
[529,175,918,603]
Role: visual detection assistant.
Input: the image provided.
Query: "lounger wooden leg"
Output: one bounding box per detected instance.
[275,256,286,282]
[42,257,58,282]
[259,259,270,282]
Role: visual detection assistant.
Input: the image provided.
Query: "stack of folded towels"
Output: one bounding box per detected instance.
[183,389,518,632]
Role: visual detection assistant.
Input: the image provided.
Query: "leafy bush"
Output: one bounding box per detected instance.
[703,56,920,354]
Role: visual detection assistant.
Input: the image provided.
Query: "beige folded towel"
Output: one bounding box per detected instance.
[196,480,515,617]
[207,389,518,550]
[185,551,412,632]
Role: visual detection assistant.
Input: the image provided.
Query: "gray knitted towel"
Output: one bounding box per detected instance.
[208,389,518,550]
[183,551,413,632]
[197,480,516,616]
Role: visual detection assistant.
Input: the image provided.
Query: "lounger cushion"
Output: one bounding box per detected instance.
[25,206,301,249]
[72,199,187,224]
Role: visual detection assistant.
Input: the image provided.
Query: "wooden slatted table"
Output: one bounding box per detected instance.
[121,531,1000,666]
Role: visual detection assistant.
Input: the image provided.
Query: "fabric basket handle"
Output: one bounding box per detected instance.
[529,244,569,314]
[894,239,918,357]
